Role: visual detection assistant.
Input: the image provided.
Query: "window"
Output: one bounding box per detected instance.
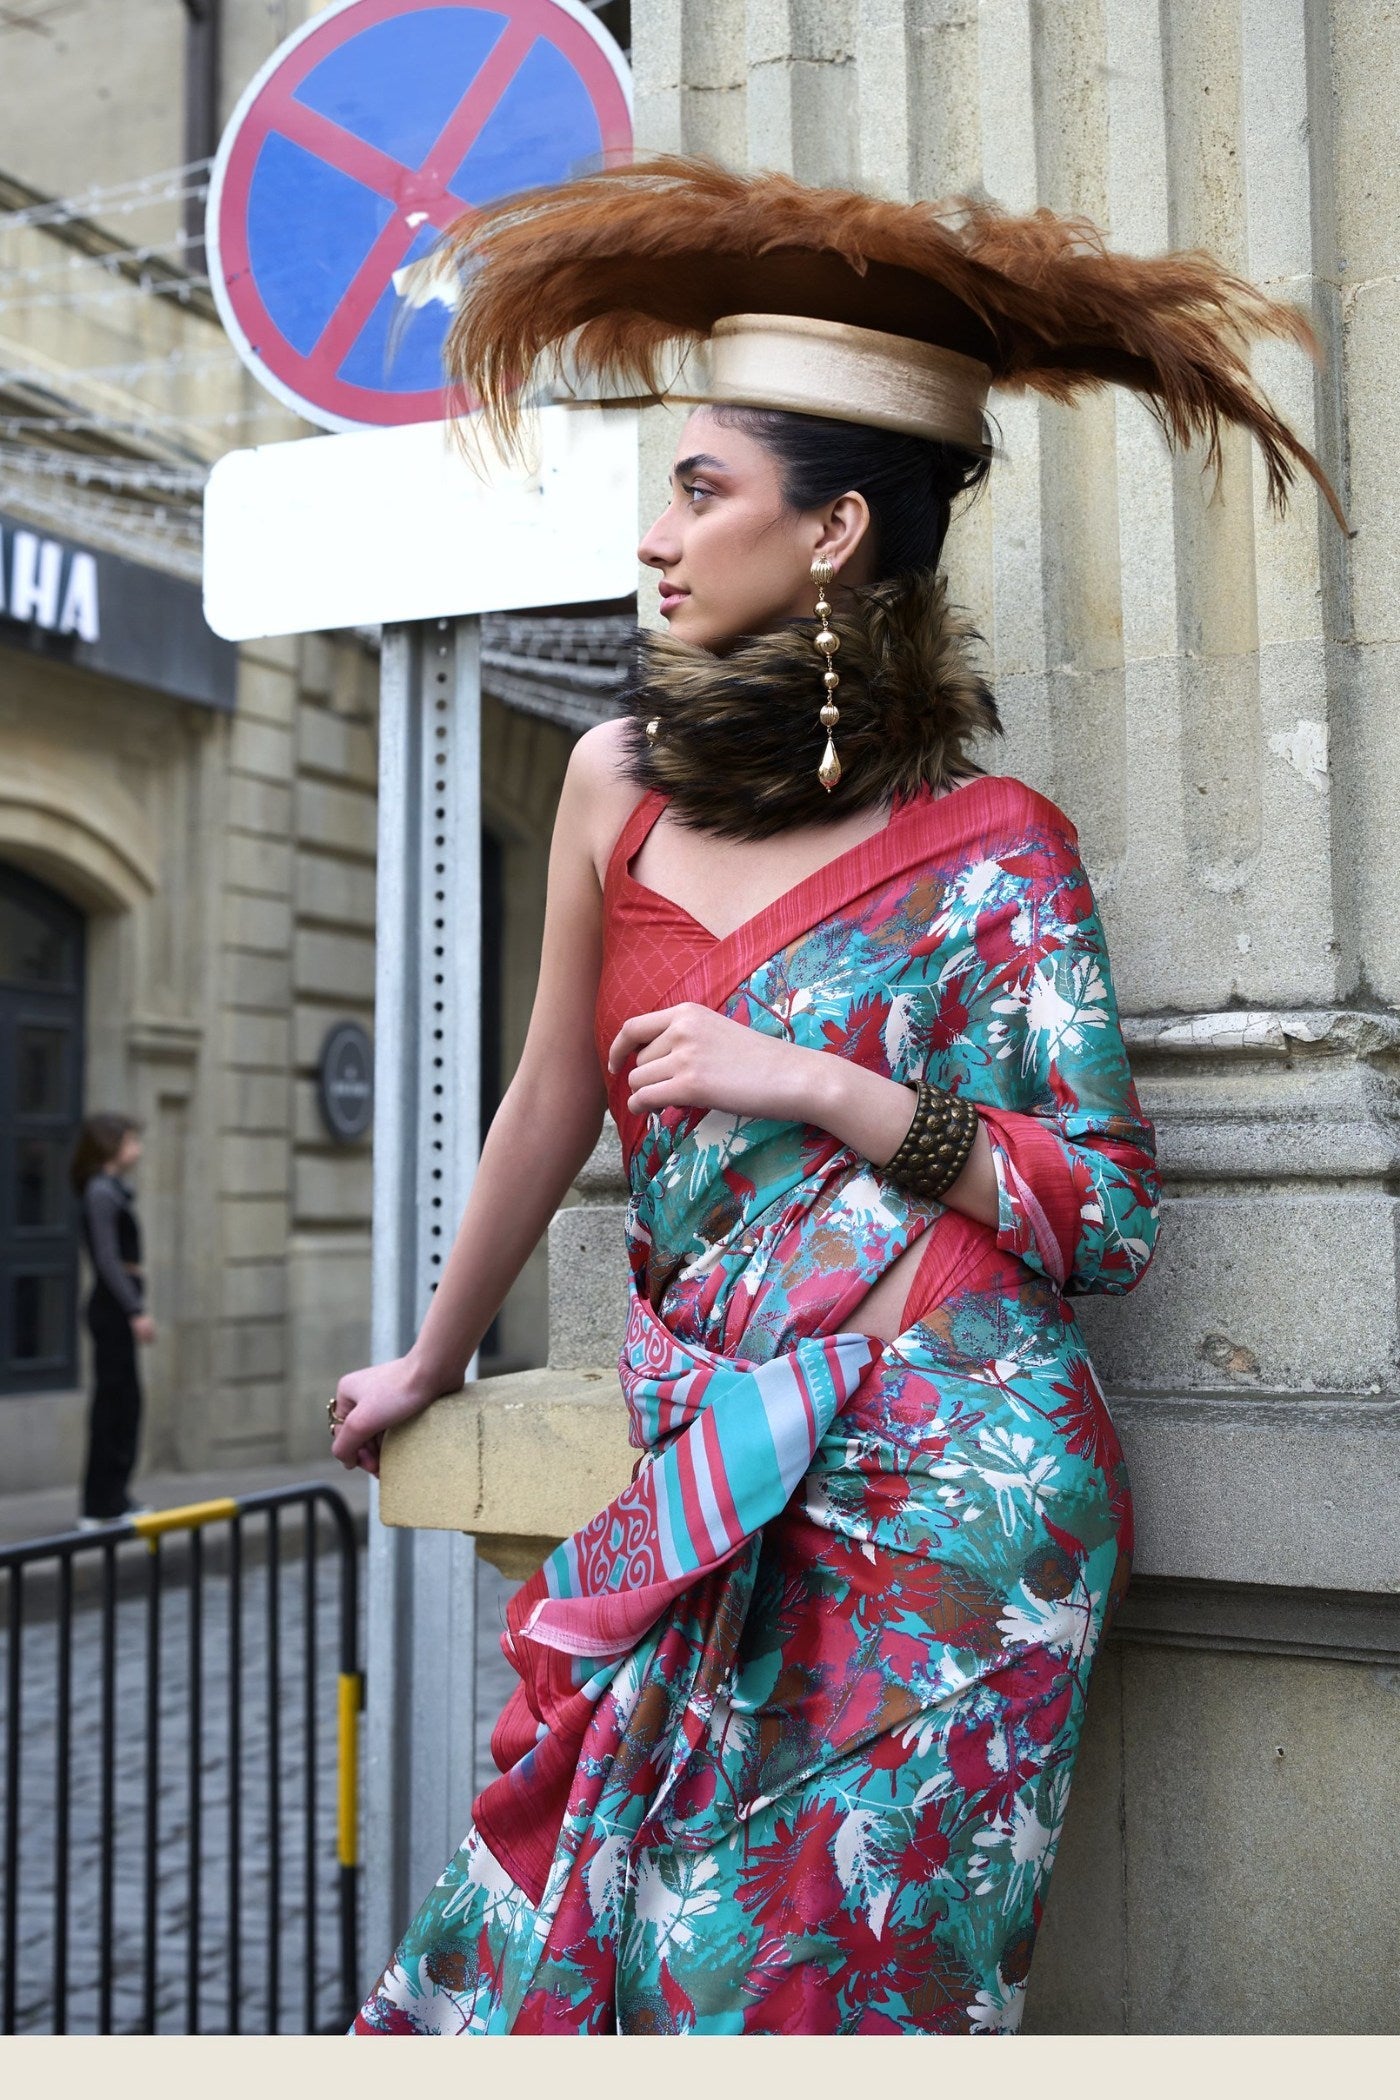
[0,863,85,1393]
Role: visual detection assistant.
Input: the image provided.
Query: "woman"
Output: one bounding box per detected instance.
[70,1112,155,1527]
[334,161,1341,2034]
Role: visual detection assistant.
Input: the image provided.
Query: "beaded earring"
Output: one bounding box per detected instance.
[811,556,842,791]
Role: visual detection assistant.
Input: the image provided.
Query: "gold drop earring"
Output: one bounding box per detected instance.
[811,556,842,790]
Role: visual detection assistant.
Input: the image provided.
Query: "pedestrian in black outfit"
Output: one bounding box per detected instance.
[69,1113,156,1526]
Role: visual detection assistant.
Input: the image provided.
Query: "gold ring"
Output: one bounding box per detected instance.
[327,1396,347,1429]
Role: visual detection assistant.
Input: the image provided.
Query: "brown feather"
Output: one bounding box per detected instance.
[437,156,1345,528]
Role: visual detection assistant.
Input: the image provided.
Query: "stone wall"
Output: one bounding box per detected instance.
[0,652,220,1489]
[217,629,381,1470]
[0,0,393,1489]
[0,0,318,257]
[478,689,576,1367]
[620,0,1400,2033]
[0,619,382,1487]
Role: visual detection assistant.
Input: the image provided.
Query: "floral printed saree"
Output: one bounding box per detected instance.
[354,772,1159,2035]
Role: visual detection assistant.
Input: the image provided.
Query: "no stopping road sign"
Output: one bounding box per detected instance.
[207,0,631,431]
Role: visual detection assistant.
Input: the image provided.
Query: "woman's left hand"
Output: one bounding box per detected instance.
[608,1003,813,1123]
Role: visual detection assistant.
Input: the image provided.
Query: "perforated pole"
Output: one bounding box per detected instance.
[363,618,481,1993]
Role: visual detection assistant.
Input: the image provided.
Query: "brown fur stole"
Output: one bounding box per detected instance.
[620,569,1001,840]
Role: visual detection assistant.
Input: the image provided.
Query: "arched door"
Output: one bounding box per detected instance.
[0,862,85,1394]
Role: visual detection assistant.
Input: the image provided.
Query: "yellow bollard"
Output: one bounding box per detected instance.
[337,1671,364,1869]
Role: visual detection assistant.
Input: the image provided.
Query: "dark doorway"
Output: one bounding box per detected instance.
[0,862,85,1394]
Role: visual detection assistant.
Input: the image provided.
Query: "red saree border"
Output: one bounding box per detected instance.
[657,774,1075,1021]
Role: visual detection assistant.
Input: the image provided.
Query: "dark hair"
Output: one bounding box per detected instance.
[69,1113,141,1195]
[710,404,990,580]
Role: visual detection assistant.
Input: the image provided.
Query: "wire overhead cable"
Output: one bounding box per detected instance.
[0,158,212,233]
[0,345,246,389]
[0,228,212,291]
[0,273,214,315]
[0,402,283,441]
[0,150,388,582]
[0,152,301,564]
[0,444,210,493]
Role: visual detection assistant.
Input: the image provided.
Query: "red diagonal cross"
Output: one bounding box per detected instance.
[258,15,535,379]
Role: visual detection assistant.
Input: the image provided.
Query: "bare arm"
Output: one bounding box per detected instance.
[331,721,635,1472]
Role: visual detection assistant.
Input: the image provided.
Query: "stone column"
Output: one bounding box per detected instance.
[626,0,1400,2034]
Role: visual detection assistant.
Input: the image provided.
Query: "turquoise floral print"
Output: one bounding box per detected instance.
[354,776,1158,2035]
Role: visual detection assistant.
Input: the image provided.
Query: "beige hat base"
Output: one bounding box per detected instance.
[546,313,993,453]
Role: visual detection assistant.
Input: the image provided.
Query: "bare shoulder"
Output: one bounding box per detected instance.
[563,718,647,884]
[569,715,633,781]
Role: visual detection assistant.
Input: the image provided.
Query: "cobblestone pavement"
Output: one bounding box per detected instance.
[0,1502,521,2036]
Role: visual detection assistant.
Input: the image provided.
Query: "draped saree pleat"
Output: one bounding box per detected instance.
[354,773,1159,2036]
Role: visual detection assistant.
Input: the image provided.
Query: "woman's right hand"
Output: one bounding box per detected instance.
[329,1353,448,1478]
[131,1313,157,1346]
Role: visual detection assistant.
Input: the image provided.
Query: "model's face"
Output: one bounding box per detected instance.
[112,1132,142,1175]
[637,410,871,651]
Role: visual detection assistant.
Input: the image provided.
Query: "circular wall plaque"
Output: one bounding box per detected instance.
[317,1020,374,1142]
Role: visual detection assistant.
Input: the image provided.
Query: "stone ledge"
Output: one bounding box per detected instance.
[1114,1574,1400,1666]
[1114,1392,1400,1595]
[126,1013,203,1064]
[1124,1007,1400,1063]
[379,1366,634,1553]
[380,1369,1400,1596]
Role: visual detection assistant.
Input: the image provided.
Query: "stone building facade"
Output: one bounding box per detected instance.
[0,472,388,1500]
[0,0,638,1496]
[0,0,394,1497]
[382,0,1400,2036]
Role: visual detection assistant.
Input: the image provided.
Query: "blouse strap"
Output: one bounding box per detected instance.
[604,788,668,895]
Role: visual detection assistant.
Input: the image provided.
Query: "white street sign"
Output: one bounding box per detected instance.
[203,405,637,639]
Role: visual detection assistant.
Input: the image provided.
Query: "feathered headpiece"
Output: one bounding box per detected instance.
[436,155,1344,526]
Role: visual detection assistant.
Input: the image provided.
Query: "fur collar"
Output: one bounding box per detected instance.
[620,569,1002,839]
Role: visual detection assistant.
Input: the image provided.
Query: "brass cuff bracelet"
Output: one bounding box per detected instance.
[883,1079,979,1202]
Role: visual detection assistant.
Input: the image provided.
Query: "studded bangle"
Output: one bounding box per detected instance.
[883,1079,979,1201]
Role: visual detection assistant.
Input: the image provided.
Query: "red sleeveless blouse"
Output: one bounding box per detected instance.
[594,789,712,1134]
[591,785,997,1333]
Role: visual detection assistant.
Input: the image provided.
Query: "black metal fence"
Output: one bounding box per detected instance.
[0,1484,362,2034]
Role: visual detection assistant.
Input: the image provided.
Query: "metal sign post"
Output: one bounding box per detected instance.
[201,0,635,1997]
[364,615,483,1974]
[203,410,636,1992]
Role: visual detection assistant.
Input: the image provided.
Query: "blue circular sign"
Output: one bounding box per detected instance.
[208,0,632,431]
